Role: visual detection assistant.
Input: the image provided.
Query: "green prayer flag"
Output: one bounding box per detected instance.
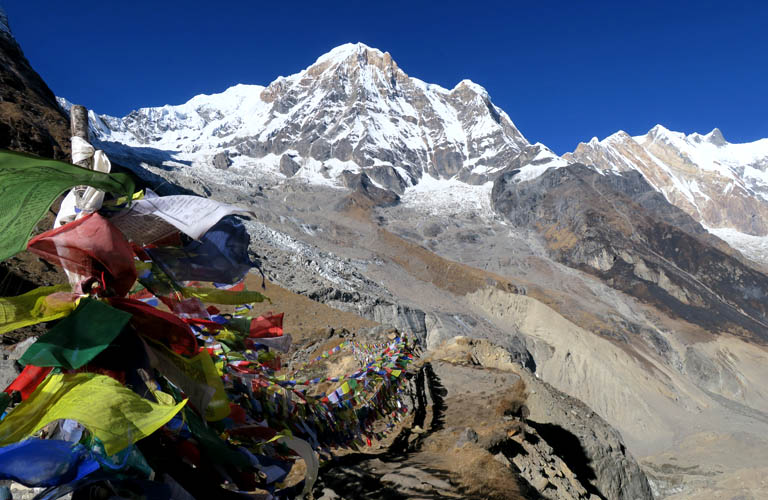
[184,407,250,468]
[0,149,135,261]
[19,298,132,369]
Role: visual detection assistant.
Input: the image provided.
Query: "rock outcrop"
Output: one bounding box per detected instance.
[0,10,70,160]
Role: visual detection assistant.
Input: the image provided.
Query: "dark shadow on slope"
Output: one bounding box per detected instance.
[424,362,447,433]
[386,362,446,457]
[96,140,192,167]
[489,440,546,500]
[527,421,606,499]
[95,140,199,196]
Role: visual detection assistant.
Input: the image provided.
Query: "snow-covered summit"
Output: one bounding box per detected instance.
[312,42,389,67]
[76,42,530,194]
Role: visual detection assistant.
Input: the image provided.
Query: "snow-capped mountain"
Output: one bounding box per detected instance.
[565,126,768,263]
[60,43,564,195]
[58,42,768,264]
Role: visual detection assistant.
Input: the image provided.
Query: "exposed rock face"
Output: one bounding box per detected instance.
[308,286,428,340]
[0,11,70,159]
[279,153,300,177]
[338,172,400,206]
[565,126,768,264]
[211,151,231,169]
[491,163,768,341]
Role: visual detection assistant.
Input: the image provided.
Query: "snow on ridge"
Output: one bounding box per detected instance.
[452,79,489,96]
[512,144,569,183]
[57,41,534,206]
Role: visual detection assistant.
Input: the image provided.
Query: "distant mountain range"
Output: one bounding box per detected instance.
[58,42,768,266]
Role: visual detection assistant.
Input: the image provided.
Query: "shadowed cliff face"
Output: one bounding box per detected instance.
[0,26,70,159]
[491,163,768,341]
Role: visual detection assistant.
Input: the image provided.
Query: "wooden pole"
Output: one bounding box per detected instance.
[70,104,91,169]
[70,105,91,208]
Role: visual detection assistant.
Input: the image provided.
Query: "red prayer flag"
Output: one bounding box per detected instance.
[109,297,197,356]
[248,313,283,338]
[4,365,52,400]
[27,213,138,297]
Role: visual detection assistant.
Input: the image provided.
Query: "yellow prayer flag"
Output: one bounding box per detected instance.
[0,373,186,455]
[0,285,76,335]
[180,287,269,305]
[147,342,230,421]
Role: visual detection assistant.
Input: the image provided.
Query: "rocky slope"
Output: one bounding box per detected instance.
[491,163,768,341]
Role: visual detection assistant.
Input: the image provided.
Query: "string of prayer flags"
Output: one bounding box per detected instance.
[0,148,419,496]
[0,149,134,261]
[0,373,187,455]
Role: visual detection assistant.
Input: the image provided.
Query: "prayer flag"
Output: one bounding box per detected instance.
[0,149,133,261]
[3,365,52,400]
[0,373,186,455]
[108,194,254,241]
[19,299,131,370]
[0,439,100,487]
[0,285,76,335]
[27,213,138,296]
[248,313,284,338]
[147,216,253,285]
[109,298,198,356]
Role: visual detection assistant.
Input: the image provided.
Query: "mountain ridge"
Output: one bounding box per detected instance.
[59,42,565,196]
[566,123,768,265]
[57,42,768,268]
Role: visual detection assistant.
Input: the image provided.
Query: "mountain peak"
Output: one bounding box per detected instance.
[705,127,727,146]
[312,42,394,70]
[687,127,727,146]
[453,79,488,96]
[648,124,671,136]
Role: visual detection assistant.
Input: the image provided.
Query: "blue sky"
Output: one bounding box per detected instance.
[4,1,767,154]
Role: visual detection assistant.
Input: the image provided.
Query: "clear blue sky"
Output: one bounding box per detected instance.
[4,1,767,154]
